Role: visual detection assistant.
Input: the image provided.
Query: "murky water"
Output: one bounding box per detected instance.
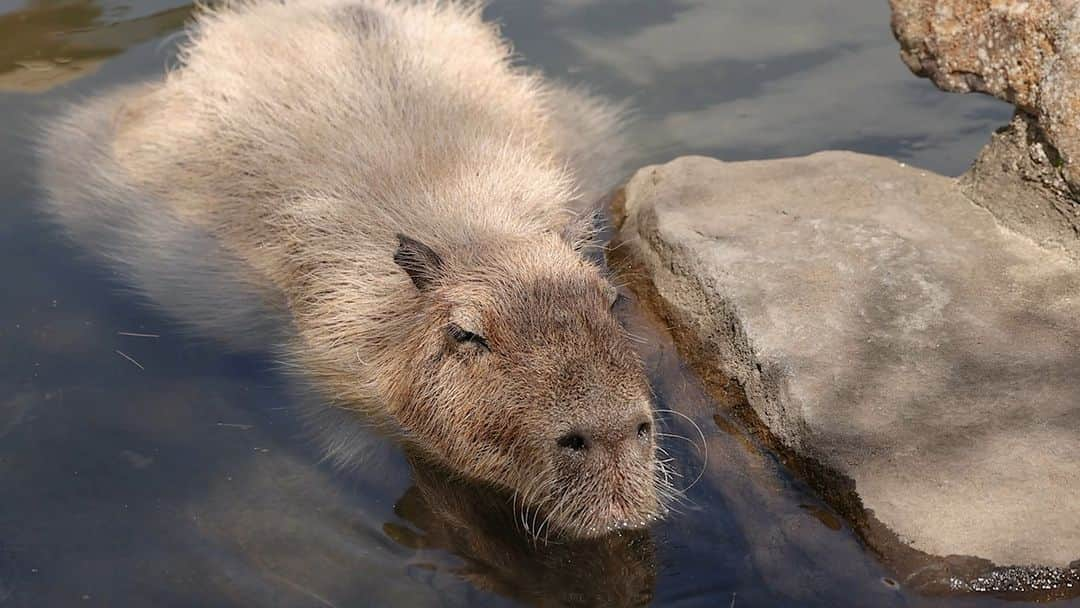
[1,1,1049,606]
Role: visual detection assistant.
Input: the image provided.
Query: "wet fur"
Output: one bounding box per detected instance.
[39,0,666,536]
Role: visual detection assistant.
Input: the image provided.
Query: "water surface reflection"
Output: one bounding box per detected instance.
[385,453,656,607]
[0,0,193,92]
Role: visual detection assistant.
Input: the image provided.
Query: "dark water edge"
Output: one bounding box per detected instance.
[2,0,1062,607]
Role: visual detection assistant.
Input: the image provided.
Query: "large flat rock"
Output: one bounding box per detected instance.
[613,152,1080,569]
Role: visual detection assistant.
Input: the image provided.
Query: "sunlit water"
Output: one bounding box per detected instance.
[0,1,1035,607]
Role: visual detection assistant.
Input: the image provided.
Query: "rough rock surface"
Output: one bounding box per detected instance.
[890,0,1080,188]
[613,153,1080,570]
[960,112,1080,255]
[890,0,1080,257]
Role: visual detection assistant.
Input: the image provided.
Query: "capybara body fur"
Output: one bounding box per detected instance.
[40,0,667,536]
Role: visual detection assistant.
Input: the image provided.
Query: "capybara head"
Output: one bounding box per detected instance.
[384,230,665,537]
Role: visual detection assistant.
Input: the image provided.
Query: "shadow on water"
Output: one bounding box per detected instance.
[0,0,1055,606]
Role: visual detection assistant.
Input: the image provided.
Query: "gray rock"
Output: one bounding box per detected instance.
[613,152,1080,571]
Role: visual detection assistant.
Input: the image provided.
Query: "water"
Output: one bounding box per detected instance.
[1,1,1049,606]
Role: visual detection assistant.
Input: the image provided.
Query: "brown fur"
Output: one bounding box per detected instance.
[39,0,667,536]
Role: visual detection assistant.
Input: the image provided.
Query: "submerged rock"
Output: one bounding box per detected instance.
[890,0,1080,257]
[612,153,1080,589]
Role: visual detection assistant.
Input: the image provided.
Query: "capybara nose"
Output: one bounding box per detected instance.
[556,411,653,454]
[557,431,591,452]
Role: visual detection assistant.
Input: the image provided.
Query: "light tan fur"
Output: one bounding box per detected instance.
[39,0,667,536]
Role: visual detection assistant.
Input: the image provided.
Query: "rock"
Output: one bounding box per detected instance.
[612,153,1080,579]
[889,0,1064,110]
[960,112,1080,256]
[890,0,1080,252]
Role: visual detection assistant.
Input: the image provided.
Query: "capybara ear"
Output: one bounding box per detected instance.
[394,233,445,291]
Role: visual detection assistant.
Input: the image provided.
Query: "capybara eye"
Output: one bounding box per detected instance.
[637,422,652,438]
[557,432,588,452]
[447,323,489,351]
[610,292,627,311]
